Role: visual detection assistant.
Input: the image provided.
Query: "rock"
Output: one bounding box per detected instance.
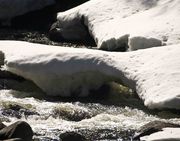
[11,3,56,30]
[54,0,89,11]
[33,136,59,141]
[2,109,21,119]
[133,120,180,140]
[0,121,33,141]
[0,122,6,130]
[1,0,88,30]
[60,132,87,141]
[49,19,95,46]
[0,70,25,81]
[1,103,39,119]
[0,0,55,24]
[52,103,91,121]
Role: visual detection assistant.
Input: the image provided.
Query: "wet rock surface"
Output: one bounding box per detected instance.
[60,132,87,141]
[52,105,92,121]
[1,103,39,119]
[0,121,33,141]
[0,122,6,130]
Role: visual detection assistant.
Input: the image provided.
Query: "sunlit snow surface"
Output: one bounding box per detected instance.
[1,41,180,110]
[56,0,180,51]
[141,128,180,141]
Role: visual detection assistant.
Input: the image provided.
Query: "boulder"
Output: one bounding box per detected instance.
[60,132,87,141]
[0,0,55,25]
[1,103,39,119]
[0,0,88,29]
[0,121,33,141]
[0,122,6,130]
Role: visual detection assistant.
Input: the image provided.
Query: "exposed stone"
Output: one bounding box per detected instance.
[0,122,6,130]
[1,103,39,119]
[0,121,33,141]
[0,0,55,24]
[52,104,91,121]
[60,132,87,141]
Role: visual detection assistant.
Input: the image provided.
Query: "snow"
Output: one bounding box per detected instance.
[140,128,180,141]
[1,41,180,110]
[0,0,55,22]
[55,0,180,51]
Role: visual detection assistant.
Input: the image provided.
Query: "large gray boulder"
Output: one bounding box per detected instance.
[0,121,33,141]
[0,0,55,24]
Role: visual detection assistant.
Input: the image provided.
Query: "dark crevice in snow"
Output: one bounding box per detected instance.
[0,51,4,68]
[0,70,45,98]
[101,35,130,52]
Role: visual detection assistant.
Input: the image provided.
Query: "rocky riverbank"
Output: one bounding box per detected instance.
[1,0,180,140]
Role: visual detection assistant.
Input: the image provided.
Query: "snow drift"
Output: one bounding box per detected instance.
[0,0,55,23]
[1,41,180,110]
[140,128,180,141]
[52,0,180,51]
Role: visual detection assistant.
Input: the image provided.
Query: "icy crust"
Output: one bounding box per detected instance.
[56,0,180,51]
[140,128,180,141]
[0,0,55,21]
[1,41,180,109]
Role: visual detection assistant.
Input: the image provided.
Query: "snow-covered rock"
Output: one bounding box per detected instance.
[140,128,180,141]
[52,0,180,51]
[0,41,180,110]
[0,0,55,23]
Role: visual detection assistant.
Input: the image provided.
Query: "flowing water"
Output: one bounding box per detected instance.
[0,80,180,141]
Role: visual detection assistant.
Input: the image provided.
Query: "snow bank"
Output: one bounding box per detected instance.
[0,41,126,97]
[140,128,180,141]
[54,0,180,51]
[0,0,55,22]
[1,41,180,109]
